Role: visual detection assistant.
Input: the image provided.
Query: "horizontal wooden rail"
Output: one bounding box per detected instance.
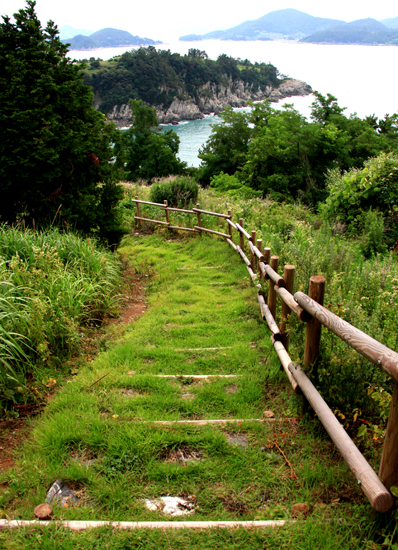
[236,246,251,267]
[275,285,311,322]
[192,208,231,219]
[227,238,238,252]
[259,262,286,288]
[295,292,398,382]
[249,240,264,261]
[162,206,194,214]
[258,295,282,341]
[247,266,259,284]
[288,362,393,512]
[270,336,300,393]
[235,223,252,241]
[194,226,229,238]
[134,216,169,226]
[169,226,198,232]
[132,199,164,207]
[226,218,237,230]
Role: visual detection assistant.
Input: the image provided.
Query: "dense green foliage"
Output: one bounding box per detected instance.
[0,227,121,412]
[116,100,186,181]
[321,152,398,250]
[198,93,398,204]
[149,177,199,207]
[84,47,281,114]
[0,1,124,244]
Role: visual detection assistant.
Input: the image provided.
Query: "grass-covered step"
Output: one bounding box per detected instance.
[0,233,375,548]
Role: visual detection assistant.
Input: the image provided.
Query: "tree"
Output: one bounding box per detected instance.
[0,1,124,244]
[119,100,186,181]
[198,107,252,185]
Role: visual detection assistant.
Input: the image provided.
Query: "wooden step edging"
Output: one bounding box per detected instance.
[0,519,291,531]
[150,375,241,379]
[145,419,288,426]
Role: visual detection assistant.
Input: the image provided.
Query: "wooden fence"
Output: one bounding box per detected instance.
[132,197,398,513]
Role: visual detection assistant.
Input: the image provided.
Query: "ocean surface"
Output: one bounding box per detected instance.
[70,40,398,167]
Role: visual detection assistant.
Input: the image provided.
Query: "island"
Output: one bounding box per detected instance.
[83,47,312,127]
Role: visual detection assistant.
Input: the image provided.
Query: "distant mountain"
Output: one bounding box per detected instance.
[62,28,160,50]
[179,8,344,41]
[380,16,398,29]
[301,18,398,45]
[59,25,93,40]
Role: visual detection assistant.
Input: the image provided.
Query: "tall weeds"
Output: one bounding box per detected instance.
[0,227,121,411]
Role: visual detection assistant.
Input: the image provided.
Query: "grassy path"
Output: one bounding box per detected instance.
[0,233,380,548]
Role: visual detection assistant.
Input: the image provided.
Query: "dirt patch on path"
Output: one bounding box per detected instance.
[0,418,30,472]
[109,264,148,325]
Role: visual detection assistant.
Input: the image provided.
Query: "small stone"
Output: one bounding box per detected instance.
[292,503,310,516]
[263,411,274,418]
[34,503,53,520]
[128,371,135,375]
[226,434,248,448]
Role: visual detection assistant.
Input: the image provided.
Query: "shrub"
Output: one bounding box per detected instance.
[149,177,199,208]
[321,153,398,247]
[210,172,262,199]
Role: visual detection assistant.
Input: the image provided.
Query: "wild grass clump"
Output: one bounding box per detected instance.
[0,226,121,413]
[149,176,199,208]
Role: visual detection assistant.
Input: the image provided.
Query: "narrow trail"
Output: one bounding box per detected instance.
[0,233,366,546]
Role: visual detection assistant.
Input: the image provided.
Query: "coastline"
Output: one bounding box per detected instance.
[106,78,312,129]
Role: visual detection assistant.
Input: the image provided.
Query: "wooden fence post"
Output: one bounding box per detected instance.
[268,256,279,319]
[227,210,233,238]
[196,203,201,236]
[379,381,398,491]
[250,231,256,271]
[257,239,263,279]
[239,218,244,251]
[135,196,141,228]
[164,200,170,225]
[280,265,295,351]
[303,276,326,377]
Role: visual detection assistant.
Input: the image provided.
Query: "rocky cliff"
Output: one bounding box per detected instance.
[106,78,312,128]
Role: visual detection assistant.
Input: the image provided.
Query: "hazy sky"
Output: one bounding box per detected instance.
[2,0,398,41]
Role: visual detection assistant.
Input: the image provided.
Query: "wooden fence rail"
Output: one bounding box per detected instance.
[132,196,398,512]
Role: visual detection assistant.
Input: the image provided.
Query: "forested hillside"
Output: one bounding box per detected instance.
[83,47,283,115]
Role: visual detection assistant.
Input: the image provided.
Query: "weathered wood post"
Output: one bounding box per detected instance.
[227,210,233,239]
[239,218,244,251]
[280,265,295,351]
[164,200,170,225]
[250,230,256,271]
[379,382,398,491]
[268,256,279,319]
[135,196,141,228]
[196,203,201,236]
[303,276,326,378]
[257,239,263,279]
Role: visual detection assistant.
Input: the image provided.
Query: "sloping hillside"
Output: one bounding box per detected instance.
[180,8,344,41]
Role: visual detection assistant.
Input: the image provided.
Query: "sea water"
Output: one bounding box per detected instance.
[70,40,398,166]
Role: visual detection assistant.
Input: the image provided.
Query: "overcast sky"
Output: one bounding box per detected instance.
[2,0,398,41]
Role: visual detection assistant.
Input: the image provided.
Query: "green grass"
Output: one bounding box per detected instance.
[0,232,395,549]
[0,226,121,413]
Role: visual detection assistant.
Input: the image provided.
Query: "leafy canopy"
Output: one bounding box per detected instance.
[0,1,124,244]
[117,100,186,182]
[198,92,398,205]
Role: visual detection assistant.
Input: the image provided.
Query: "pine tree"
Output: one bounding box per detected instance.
[0,1,124,244]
